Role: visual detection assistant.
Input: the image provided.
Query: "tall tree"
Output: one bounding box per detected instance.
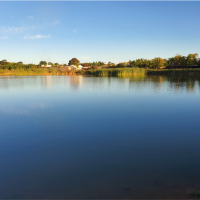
[107,61,112,66]
[39,61,47,66]
[68,58,80,66]
[81,63,92,67]
[97,61,105,66]
[187,53,198,66]
[0,60,9,65]
[153,57,165,68]
[116,63,126,68]
[174,54,182,65]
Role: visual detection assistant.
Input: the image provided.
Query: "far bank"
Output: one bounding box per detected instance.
[1,67,200,76]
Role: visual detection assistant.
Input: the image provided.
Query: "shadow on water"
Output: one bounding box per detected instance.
[0,75,200,199]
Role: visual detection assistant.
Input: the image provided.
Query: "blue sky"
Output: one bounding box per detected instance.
[0,2,200,64]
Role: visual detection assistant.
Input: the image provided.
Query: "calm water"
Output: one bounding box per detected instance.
[0,75,200,199]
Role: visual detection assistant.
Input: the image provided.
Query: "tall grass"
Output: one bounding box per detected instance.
[147,69,200,76]
[0,68,78,76]
[1,67,199,77]
[90,67,146,76]
[0,67,145,76]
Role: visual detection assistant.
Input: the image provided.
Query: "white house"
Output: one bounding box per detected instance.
[42,65,51,68]
[70,65,83,70]
[78,65,83,69]
[70,65,76,70]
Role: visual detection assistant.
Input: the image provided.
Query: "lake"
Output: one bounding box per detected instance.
[0,75,200,199]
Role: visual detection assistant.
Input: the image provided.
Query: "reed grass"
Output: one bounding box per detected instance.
[1,67,200,77]
[0,67,145,76]
[147,69,200,76]
[0,68,78,76]
[90,67,146,76]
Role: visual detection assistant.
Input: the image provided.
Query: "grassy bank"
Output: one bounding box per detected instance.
[0,67,145,76]
[0,68,81,76]
[1,67,200,77]
[147,69,200,76]
[88,67,146,76]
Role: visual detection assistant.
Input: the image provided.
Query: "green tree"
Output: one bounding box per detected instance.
[91,62,98,69]
[97,61,105,66]
[0,60,9,65]
[174,54,182,65]
[107,61,112,66]
[74,61,79,68]
[131,59,146,68]
[153,57,165,68]
[116,63,126,68]
[68,58,80,66]
[48,62,53,65]
[145,60,155,69]
[180,56,187,66]
[81,63,92,67]
[168,57,175,65]
[39,61,47,66]
[187,53,198,66]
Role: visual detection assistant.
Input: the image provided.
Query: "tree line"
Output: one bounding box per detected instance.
[129,54,199,69]
[0,54,199,70]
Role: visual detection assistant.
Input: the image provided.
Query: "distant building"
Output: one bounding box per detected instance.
[66,66,73,70]
[82,66,90,70]
[70,65,83,70]
[60,66,73,70]
[41,65,51,68]
[126,63,131,67]
[78,65,83,69]
[70,65,76,70]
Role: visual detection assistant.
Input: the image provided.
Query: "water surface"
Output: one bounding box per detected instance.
[0,75,200,199]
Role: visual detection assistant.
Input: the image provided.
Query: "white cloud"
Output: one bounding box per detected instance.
[52,20,61,26]
[2,36,8,39]
[27,16,33,19]
[0,26,26,34]
[24,34,51,39]
[73,30,77,33]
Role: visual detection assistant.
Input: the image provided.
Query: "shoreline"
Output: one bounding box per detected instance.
[0,68,200,76]
[147,69,200,76]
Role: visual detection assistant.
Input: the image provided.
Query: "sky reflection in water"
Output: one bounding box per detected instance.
[0,75,200,199]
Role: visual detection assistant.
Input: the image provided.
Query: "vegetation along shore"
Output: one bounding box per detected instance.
[0,53,200,76]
